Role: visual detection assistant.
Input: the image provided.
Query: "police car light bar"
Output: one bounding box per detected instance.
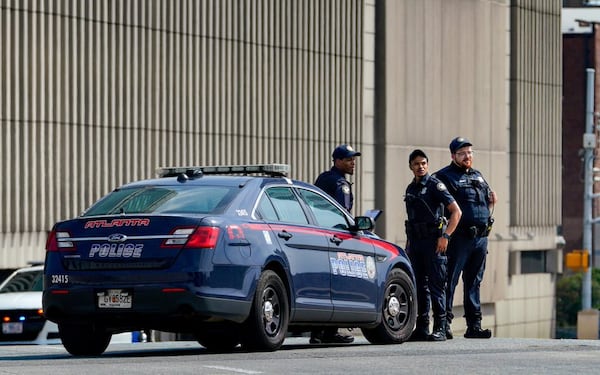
[156,164,290,178]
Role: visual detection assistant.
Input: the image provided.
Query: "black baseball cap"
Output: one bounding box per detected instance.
[332,144,361,159]
[449,137,472,153]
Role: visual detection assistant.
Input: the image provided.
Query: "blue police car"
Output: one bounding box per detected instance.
[43,164,416,356]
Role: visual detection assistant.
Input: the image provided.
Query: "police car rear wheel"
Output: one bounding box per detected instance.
[59,322,112,356]
[361,268,416,344]
[241,270,289,351]
[195,324,241,352]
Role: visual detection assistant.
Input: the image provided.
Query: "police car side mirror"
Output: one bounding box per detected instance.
[350,216,375,232]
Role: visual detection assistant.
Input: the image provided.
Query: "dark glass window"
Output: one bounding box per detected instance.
[521,250,547,274]
[297,188,349,229]
[262,187,309,224]
[0,270,43,293]
[83,186,237,216]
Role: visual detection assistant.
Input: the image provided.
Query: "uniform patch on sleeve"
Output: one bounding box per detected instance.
[437,182,447,191]
[342,185,351,194]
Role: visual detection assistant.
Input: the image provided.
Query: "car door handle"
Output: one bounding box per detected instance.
[277,231,293,240]
[329,235,343,245]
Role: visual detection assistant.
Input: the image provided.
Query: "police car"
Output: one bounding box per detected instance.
[43,164,416,356]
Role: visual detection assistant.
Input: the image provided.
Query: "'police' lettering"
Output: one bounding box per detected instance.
[89,243,143,258]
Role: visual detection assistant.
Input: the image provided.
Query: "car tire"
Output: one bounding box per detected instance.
[59,322,112,356]
[241,270,289,351]
[195,324,241,352]
[361,268,416,344]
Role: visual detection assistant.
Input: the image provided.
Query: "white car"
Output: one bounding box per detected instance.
[0,265,61,344]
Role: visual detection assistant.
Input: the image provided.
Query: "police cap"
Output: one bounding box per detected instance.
[332,144,361,160]
[449,137,473,154]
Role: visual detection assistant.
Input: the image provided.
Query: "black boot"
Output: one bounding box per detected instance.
[409,325,430,341]
[429,318,447,342]
[445,321,453,340]
[464,322,492,339]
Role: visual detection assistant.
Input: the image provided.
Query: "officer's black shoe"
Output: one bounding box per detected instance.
[409,327,431,342]
[321,332,354,344]
[445,326,453,340]
[310,332,354,344]
[464,327,492,339]
[429,327,447,342]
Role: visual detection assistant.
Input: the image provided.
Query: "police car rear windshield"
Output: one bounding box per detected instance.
[82,186,238,216]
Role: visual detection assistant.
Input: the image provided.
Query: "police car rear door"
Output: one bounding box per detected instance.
[256,186,333,322]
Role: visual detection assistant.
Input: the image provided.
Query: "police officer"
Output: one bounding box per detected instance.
[314,144,361,212]
[310,144,360,344]
[434,137,497,339]
[405,149,462,341]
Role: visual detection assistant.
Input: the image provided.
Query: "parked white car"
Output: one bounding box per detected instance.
[0,265,61,345]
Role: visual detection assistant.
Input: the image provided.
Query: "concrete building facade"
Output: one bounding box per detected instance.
[376,0,562,338]
[0,0,562,338]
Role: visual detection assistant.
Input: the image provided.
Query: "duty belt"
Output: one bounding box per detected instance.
[456,224,490,238]
[405,221,442,240]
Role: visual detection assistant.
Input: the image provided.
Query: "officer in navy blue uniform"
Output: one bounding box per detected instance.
[434,137,497,339]
[310,144,360,344]
[405,150,462,341]
[314,144,361,212]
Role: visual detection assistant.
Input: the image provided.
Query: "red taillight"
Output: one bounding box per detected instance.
[46,230,75,252]
[184,227,220,249]
[162,288,186,293]
[50,290,70,295]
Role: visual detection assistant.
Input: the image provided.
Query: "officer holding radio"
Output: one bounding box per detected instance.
[434,137,497,339]
[405,149,461,341]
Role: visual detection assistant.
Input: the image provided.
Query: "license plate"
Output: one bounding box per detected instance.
[2,322,23,334]
[98,289,132,308]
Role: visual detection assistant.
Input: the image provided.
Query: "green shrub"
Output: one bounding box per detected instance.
[556,268,600,327]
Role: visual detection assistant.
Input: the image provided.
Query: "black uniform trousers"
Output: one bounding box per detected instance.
[408,237,447,327]
[445,234,487,326]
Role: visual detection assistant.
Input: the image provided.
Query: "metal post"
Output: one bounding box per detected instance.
[583,68,595,310]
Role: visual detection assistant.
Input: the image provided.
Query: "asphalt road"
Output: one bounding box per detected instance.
[2,336,600,375]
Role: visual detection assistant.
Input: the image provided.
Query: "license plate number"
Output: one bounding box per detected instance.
[98,289,132,308]
[2,322,23,334]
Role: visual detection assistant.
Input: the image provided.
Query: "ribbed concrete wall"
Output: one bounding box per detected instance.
[0,0,367,267]
[381,0,511,245]
[380,0,562,338]
[510,0,562,227]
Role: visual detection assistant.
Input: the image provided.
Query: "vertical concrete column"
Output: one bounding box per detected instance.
[577,309,599,339]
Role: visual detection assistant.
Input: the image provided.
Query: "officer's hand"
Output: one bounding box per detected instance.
[489,190,498,205]
[436,237,448,254]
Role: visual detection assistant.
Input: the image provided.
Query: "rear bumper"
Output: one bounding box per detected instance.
[43,286,252,331]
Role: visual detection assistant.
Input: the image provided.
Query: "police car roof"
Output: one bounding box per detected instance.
[115,164,317,190]
[157,164,290,178]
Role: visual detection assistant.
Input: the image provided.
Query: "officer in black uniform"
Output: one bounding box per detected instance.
[310,144,361,344]
[434,137,497,339]
[405,149,462,341]
[314,144,360,213]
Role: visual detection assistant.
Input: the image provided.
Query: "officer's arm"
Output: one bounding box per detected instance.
[334,182,352,211]
[436,201,461,254]
[444,201,462,237]
[480,174,497,206]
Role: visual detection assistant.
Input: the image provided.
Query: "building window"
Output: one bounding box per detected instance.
[521,250,547,274]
